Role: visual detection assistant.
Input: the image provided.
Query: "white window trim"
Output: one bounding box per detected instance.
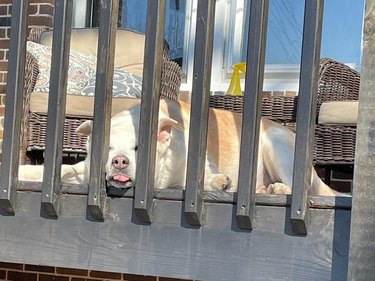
[181,0,302,93]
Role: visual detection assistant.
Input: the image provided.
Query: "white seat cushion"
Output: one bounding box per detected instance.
[318,101,358,125]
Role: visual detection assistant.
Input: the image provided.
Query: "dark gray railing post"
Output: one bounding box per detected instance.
[87,0,119,221]
[183,0,216,226]
[235,0,269,230]
[41,0,73,218]
[0,0,29,214]
[133,0,166,223]
[348,0,375,278]
[291,0,324,235]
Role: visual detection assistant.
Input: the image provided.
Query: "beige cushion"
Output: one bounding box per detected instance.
[30,92,141,117]
[40,28,145,76]
[318,101,359,125]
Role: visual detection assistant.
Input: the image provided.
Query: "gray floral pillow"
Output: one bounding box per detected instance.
[27,41,142,98]
[82,68,142,97]
[27,41,97,95]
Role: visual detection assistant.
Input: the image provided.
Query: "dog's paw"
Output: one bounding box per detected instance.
[256,185,268,194]
[267,183,291,195]
[205,174,232,191]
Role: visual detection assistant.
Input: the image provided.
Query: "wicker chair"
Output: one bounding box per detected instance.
[209,57,359,170]
[314,58,359,166]
[21,27,181,164]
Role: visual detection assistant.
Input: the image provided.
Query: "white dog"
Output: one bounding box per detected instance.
[19,99,338,196]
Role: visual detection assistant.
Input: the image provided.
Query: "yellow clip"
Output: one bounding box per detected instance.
[226,62,246,96]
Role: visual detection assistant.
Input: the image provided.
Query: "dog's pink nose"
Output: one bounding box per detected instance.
[112,155,129,170]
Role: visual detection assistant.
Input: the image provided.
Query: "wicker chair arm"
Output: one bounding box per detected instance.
[160,40,181,100]
[20,51,40,163]
[160,58,181,101]
[317,57,360,112]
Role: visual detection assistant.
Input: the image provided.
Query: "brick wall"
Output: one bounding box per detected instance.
[0,0,54,139]
[0,1,12,125]
[0,262,192,281]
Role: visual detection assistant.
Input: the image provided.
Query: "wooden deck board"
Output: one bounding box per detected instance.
[0,191,350,281]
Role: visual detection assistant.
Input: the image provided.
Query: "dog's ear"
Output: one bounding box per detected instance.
[76,120,93,136]
[157,117,183,143]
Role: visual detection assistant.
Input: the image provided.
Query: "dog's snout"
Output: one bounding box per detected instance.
[112,155,129,170]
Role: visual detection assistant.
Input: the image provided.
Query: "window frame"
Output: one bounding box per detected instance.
[181,0,363,93]
[181,0,303,92]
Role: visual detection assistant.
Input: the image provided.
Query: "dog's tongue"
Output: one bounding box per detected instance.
[113,174,130,182]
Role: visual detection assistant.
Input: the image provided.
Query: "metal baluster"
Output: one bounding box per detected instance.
[41,0,73,218]
[87,0,119,221]
[236,0,269,229]
[133,0,166,223]
[184,0,216,226]
[291,0,324,235]
[0,0,29,214]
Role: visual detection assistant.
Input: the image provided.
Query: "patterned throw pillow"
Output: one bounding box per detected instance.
[27,41,97,95]
[26,41,142,97]
[81,68,142,98]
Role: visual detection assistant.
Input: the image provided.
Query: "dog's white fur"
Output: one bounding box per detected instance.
[18,99,338,196]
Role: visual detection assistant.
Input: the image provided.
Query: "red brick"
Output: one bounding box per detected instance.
[39,274,69,281]
[29,4,39,16]
[0,84,6,94]
[159,277,191,281]
[0,94,6,105]
[56,267,88,277]
[0,72,6,83]
[30,0,54,4]
[0,262,23,270]
[24,264,55,273]
[7,271,37,281]
[0,28,5,38]
[123,274,157,281]
[0,62,8,72]
[0,269,6,279]
[0,6,9,16]
[0,40,10,49]
[0,28,10,39]
[90,270,122,279]
[70,277,103,281]
[39,4,54,16]
[28,16,53,27]
[0,50,5,61]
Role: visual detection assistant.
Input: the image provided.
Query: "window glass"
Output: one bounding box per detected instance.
[240,0,364,67]
[264,0,304,65]
[88,0,364,90]
[321,0,364,67]
[120,0,186,62]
